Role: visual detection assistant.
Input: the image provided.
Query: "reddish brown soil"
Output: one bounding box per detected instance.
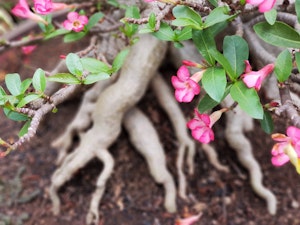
[1,37,300,225]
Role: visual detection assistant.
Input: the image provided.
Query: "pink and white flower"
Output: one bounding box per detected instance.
[241,60,274,91]
[246,0,276,13]
[11,0,47,24]
[34,0,70,15]
[63,11,88,32]
[171,66,203,103]
[271,126,300,173]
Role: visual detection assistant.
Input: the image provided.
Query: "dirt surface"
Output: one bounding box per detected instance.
[1,37,300,225]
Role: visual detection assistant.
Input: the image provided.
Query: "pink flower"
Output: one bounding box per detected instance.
[271,126,300,173]
[11,0,47,24]
[171,66,203,103]
[246,0,276,12]
[175,213,202,225]
[63,11,88,32]
[241,60,274,91]
[34,0,69,15]
[187,109,225,144]
[22,45,37,55]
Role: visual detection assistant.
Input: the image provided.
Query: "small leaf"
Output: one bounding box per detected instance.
[33,68,46,92]
[112,48,130,73]
[17,94,41,108]
[192,29,216,66]
[81,58,111,74]
[20,78,32,94]
[230,81,264,119]
[64,31,86,43]
[48,73,81,84]
[83,72,110,84]
[66,53,83,77]
[4,108,28,121]
[223,35,249,77]
[5,73,22,96]
[207,0,218,7]
[148,13,156,30]
[264,9,277,25]
[152,23,175,41]
[172,5,203,29]
[204,6,235,28]
[175,26,192,41]
[259,111,274,134]
[202,67,226,102]
[44,28,70,40]
[19,120,31,137]
[274,49,292,82]
[253,21,300,48]
[198,94,219,113]
[296,0,300,23]
[86,12,104,30]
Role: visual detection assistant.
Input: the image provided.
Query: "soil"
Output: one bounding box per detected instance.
[1,36,300,225]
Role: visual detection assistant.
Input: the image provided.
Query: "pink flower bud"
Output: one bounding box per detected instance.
[246,0,276,12]
[22,45,37,55]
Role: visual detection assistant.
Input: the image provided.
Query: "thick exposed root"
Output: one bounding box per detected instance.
[123,107,177,213]
[201,144,229,173]
[151,73,196,200]
[223,97,277,215]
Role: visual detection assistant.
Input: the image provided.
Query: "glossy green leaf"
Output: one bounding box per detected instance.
[86,12,104,30]
[81,58,111,74]
[230,81,263,119]
[259,111,274,134]
[197,94,219,113]
[152,23,175,41]
[223,35,249,77]
[83,72,110,84]
[192,29,216,65]
[66,53,83,77]
[4,108,28,121]
[274,49,292,82]
[5,73,21,96]
[48,73,81,84]
[209,49,236,81]
[64,31,86,43]
[172,5,203,29]
[44,28,70,40]
[207,0,218,7]
[148,13,156,30]
[202,67,226,102]
[19,120,31,137]
[264,9,277,25]
[296,0,300,23]
[112,48,130,73]
[33,68,46,92]
[203,6,234,28]
[20,78,32,94]
[175,26,192,41]
[17,94,41,108]
[253,21,300,48]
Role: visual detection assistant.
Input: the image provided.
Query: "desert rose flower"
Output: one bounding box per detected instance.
[63,12,88,32]
[241,60,274,91]
[34,0,70,15]
[271,126,300,174]
[171,66,204,103]
[11,0,47,24]
[22,45,37,55]
[246,0,276,12]
[187,109,226,144]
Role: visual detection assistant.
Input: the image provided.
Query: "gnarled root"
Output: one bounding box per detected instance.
[151,73,196,200]
[223,96,277,215]
[123,107,177,213]
[201,144,229,173]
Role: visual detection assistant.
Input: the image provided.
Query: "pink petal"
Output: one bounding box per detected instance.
[175,213,202,225]
[198,113,211,126]
[287,126,300,140]
[186,79,200,94]
[271,154,290,166]
[171,76,186,89]
[78,15,89,25]
[242,72,261,89]
[258,0,276,12]
[177,66,190,81]
[246,0,264,4]
[67,11,79,21]
[175,89,194,103]
[63,20,73,30]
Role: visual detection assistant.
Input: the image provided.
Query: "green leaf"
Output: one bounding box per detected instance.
[175,26,192,41]
[47,73,81,84]
[32,68,46,92]
[86,12,104,30]
[83,72,110,84]
[223,35,249,77]
[148,13,156,30]
[264,9,277,25]
[296,0,300,23]
[4,108,28,121]
[209,49,236,81]
[230,81,264,119]
[197,94,219,113]
[44,28,70,40]
[259,111,274,134]
[17,94,41,108]
[274,49,292,82]
[66,53,83,77]
[112,48,130,73]
[172,5,203,29]
[20,78,32,94]
[203,6,234,28]
[192,29,216,65]
[64,31,86,43]
[152,23,175,41]
[295,52,300,71]
[253,21,300,48]
[81,58,111,74]
[207,0,218,7]
[19,120,31,137]
[5,73,21,96]
[202,67,226,102]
